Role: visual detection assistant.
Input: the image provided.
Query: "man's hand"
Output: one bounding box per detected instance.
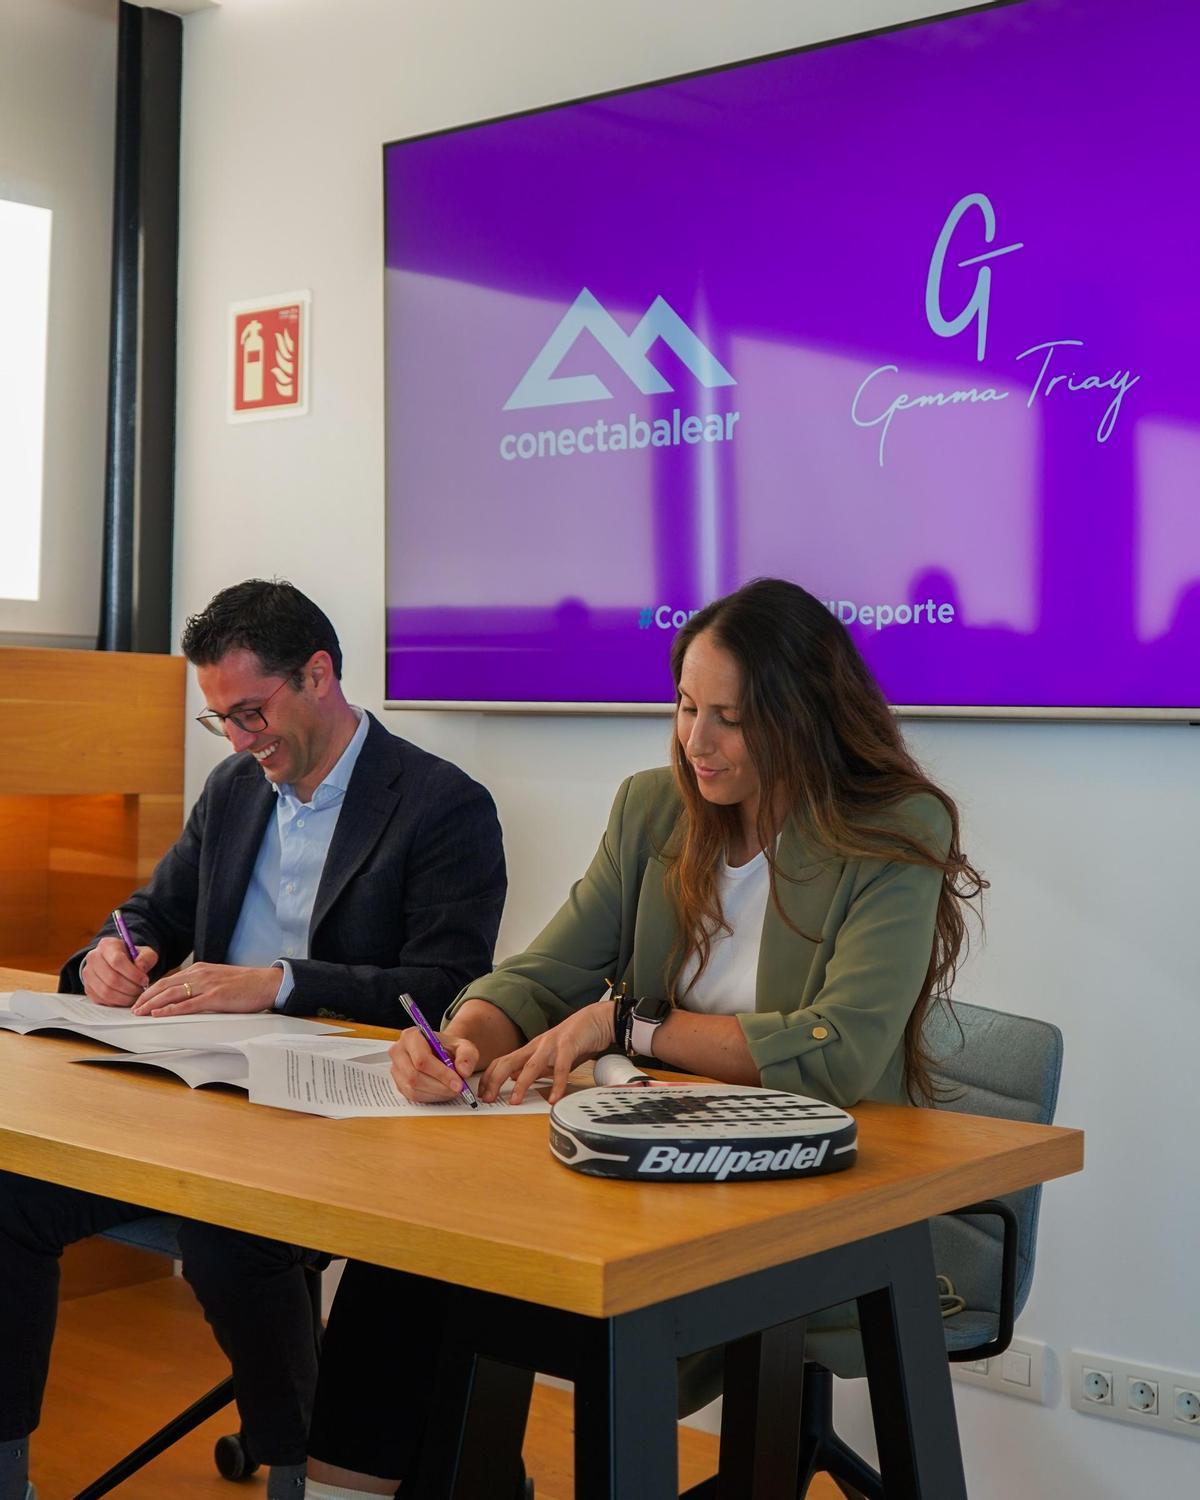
[82,937,158,1008]
[131,963,283,1017]
[481,1000,616,1105]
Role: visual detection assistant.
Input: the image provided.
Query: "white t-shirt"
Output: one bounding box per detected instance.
[676,848,771,1015]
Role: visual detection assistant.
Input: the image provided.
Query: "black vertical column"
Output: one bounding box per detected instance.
[101,2,182,653]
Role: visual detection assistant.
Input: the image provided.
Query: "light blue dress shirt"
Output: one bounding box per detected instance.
[225,707,370,1008]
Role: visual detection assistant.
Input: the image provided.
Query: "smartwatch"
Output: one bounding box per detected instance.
[625,994,673,1059]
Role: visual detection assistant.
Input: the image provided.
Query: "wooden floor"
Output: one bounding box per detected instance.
[37,1276,840,1498]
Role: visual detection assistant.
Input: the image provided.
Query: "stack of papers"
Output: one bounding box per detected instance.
[78,1035,549,1118]
[0,990,346,1052]
[0,991,550,1119]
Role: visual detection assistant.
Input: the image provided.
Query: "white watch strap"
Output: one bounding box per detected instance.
[629,1012,662,1059]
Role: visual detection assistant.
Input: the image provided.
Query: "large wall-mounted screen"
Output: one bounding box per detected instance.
[384,0,1199,716]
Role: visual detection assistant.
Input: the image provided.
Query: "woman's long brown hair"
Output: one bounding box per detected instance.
[664,578,985,1104]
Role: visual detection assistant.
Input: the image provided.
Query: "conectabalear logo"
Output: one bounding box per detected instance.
[498,288,741,462]
[504,287,735,409]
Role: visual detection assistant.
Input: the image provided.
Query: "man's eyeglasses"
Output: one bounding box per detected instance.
[196,678,291,737]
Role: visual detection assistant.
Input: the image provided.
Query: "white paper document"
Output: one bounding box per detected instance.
[78,1048,252,1089]
[71,1016,346,1055]
[72,1031,551,1119]
[0,991,345,1052]
[0,989,339,1029]
[238,1035,551,1118]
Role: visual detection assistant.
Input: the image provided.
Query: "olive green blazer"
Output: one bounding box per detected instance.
[450,767,950,1107]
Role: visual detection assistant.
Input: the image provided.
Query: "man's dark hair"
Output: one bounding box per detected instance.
[180,579,343,680]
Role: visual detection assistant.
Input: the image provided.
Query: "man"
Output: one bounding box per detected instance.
[0,580,506,1500]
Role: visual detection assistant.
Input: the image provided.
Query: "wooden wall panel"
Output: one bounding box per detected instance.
[0,648,184,796]
[134,792,186,881]
[48,793,138,962]
[0,797,50,964]
[0,649,185,973]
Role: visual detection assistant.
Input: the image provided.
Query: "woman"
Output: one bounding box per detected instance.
[303,578,983,1499]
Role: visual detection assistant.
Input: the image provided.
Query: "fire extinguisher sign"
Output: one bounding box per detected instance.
[229,291,310,422]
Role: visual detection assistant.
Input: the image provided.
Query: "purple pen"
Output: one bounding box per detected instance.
[111,909,140,964]
[111,908,149,991]
[398,992,479,1108]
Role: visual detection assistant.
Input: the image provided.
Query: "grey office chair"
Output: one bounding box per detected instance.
[74,1215,323,1499]
[730,999,1065,1500]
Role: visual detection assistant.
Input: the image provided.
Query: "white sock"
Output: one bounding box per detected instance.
[303,1480,392,1500]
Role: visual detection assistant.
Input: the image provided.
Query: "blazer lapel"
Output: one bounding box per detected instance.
[203,765,276,962]
[755,821,835,1013]
[310,717,404,934]
[629,852,678,998]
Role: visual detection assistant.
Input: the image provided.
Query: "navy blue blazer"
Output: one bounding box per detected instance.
[60,715,506,1030]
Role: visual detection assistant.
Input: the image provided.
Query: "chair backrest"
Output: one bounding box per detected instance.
[922,1000,1063,1320]
[102,1214,184,1258]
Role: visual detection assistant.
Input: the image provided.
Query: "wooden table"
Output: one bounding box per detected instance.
[0,968,1083,1498]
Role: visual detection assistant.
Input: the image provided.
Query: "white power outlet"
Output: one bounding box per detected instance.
[1081,1366,1112,1405]
[1070,1351,1200,1442]
[951,1336,1048,1404]
[1127,1378,1158,1415]
[1174,1388,1200,1426]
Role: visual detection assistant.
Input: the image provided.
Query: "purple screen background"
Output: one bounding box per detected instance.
[384,0,1200,710]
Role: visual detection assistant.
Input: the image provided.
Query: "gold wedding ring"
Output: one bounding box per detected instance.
[183,980,192,999]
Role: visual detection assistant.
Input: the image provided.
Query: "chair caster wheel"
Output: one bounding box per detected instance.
[214,1432,259,1481]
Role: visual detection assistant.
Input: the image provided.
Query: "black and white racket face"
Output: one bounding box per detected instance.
[549,1084,857,1182]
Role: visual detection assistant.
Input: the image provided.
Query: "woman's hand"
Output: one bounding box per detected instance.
[481,1000,616,1105]
[390,998,525,1104]
[389,1028,480,1104]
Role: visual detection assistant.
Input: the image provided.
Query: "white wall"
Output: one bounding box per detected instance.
[174,2,1200,1494]
[0,0,116,645]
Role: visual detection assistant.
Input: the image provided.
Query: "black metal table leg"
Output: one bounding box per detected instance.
[858,1222,968,1500]
[573,1303,679,1500]
[408,1220,969,1500]
[715,1319,807,1498]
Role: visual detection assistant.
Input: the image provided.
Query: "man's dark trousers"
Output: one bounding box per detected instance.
[0,1170,328,1462]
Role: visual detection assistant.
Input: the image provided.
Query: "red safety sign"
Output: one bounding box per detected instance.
[229,292,310,421]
